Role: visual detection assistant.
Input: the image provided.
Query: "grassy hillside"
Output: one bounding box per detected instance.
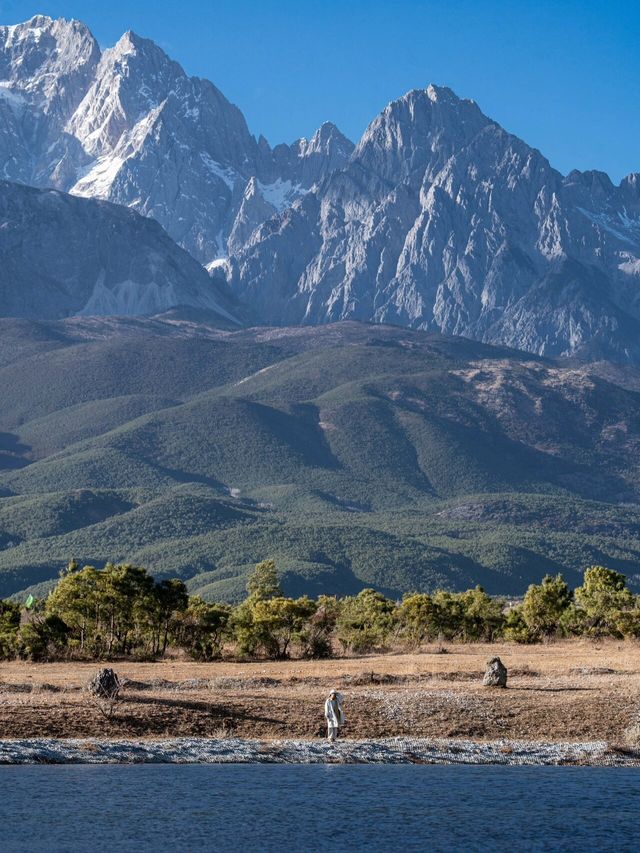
[1,315,639,600]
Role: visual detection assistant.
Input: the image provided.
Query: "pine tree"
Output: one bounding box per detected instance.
[246,560,282,601]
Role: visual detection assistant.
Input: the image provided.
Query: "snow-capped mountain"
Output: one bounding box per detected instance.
[0,15,354,263]
[0,180,237,322]
[2,16,640,361]
[231,86,640,361]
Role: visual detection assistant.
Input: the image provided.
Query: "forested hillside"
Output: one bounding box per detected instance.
[1,316,639,600]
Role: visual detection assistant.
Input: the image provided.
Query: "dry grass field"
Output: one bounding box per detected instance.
[1,641,639,743]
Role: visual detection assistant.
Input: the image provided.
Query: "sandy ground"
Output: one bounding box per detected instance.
[0,641,639,746]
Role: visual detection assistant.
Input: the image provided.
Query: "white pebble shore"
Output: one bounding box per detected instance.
[0,737,636,766]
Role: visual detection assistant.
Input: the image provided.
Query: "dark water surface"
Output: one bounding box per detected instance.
[0,764,638,852]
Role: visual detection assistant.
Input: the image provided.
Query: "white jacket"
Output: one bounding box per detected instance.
[324,694,345,726]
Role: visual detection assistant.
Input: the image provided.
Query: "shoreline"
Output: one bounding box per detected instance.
[0,737,638,766]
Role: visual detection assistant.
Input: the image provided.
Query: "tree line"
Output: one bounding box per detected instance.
[1,560,639,662]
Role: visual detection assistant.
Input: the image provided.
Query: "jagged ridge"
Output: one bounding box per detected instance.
[1,17,640,362]
[0,15,354,263]
[231,84,640,361]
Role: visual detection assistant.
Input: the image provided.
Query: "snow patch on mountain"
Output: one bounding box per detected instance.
[257,178,304,212]
[619,256,640,276]
[206,258,230,274]
[0,16,354,264]
[72,156,125,197]
[576,207,638,246]
[200,153,237,190]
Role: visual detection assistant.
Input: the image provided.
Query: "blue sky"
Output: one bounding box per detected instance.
[1,0,638,182]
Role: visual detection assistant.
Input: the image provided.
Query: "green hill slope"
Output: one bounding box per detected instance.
[1,316,639,600]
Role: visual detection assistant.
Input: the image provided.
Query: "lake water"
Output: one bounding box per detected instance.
[0,764,638,851]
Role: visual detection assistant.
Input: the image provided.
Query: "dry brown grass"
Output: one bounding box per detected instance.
[0,640,638,742]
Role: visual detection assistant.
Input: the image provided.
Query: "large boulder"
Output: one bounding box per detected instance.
[483,657,507,688]
[87,668,121,699]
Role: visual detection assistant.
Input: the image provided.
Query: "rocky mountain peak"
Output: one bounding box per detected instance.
[620,172,640,201]
[2,17,639,363]
[67,26,188,158]
[0,15,100,103]
[564,168,615,195]
[108,28,177,71]
[230,84,640,363]
[425,83,464,103]
[301,121,353,156]
[0,14,358,264]
[0,15,97,64]
[113,29,145,53]
[278,121,355,188]
[354,84,491,185]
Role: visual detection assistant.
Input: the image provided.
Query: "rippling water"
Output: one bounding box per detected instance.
[1,765,638,852]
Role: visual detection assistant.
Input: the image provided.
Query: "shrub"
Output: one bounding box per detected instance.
[459,586,506,641]
[521,574,572,641]
[299,595,339,658]
[397,593,438,646]
[0,599,21,659]
[503,606,533,643]
[336,589,396,653]
[246,559,281,601]
[174,597,231,661]
[17,614,70,661]
[429,590,467,641]
[249,596,317,659]
[614,605,640,639]
[573,566,634,637]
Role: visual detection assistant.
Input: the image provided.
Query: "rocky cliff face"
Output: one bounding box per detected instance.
[0,180,237,322]
[0,16,353,264]
[231,86,640,361]
[2,17,640,361]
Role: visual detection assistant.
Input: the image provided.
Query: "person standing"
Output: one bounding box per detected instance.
[324,689,345,742]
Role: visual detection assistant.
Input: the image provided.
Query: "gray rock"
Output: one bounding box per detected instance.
[87,668,122,719]
[231,86,640,363]
[0,16,353,265]
[0,181,238,322]
[483,657,508,688]
[87,668,121,701]
[3,15,640,365]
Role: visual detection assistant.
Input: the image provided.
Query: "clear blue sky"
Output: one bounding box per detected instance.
[1,0,638,182]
